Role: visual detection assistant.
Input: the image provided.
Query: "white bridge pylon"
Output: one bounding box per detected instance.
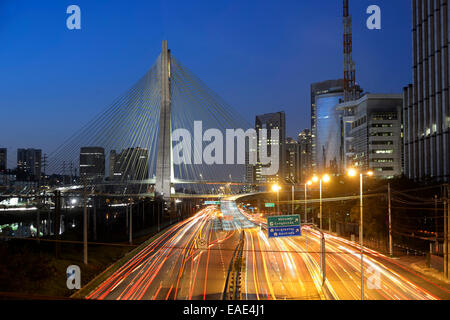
[155,40,174,199]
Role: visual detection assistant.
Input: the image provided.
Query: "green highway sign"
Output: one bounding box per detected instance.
[267,215,301,228]
[267,215,302,238]
[265,203,275,208]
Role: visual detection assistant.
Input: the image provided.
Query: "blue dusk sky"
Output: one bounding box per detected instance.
[0,0,411,166]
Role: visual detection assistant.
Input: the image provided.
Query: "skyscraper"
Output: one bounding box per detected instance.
[17,148,42,181]
[298,129,313,182]
[311,80,345,174]
[244,134,257,191]
[254,112,286,184]
[285,138,301,183]
[315,91,344,174]
[110,148,149,181]
[79,147,105,182]
[311,80,362,174]
[337,94,403,179]
[403,0,450,181]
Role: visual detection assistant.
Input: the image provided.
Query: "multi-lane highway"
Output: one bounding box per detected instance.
[86,199,450,300]
[241,211,449,300]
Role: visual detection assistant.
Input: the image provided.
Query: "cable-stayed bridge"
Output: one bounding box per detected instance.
[4,43,449,302]
[45,41,255,199]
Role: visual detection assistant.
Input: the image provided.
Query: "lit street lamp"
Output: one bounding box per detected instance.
[304,180,312,251]
[272,184,281,215]
[347,168,373,301]
[286,177,296,215]
[310,174,330,230]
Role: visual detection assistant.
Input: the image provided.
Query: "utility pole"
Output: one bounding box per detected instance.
[445,184,449,279]
[142,201,145,226]
[36,207,40,244]
[158,201,161,232]
[304,184,308,224]
[41,153,47,187]
[42,153,47,177]
[126,203,129,234]
[307,224,325,284]
[388,183,393,257]
[276,189,280,215]
[447,185,450,279]
[129,200,133,245]
[152,201,155,230]
[83,178,88,265]
[319,179,323,230]
[62,161,66,184]
[38,153,47,244]
[321,232,326,285]
[69,161,73,184]
[93,197,97,241]
[54,190,61,258]
[328,208,332,233]
[435,194,438,254]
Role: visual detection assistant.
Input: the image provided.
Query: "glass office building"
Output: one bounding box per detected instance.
[315,93,344,174]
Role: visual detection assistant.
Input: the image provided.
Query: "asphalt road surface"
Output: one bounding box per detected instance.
[87,200,450,300]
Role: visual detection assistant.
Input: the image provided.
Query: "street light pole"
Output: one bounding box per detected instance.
[311,175,329,231]
[276,189,280,215]
[319,179,323,230]
[321,232,326,285]
[83,178,88,265]
[291,184,294,215]
[447,185,450,279]
[348,168,372,300]
[304,183,308,251]
[445,185,449,279]
[129,201,133,245]
[305,223,326,284]
[360,173,364,300]
[388,182,393,257]
[272,184,282,215]
[304,183,308,224]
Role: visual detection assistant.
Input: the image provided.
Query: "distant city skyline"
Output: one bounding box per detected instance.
[1,0,411,166]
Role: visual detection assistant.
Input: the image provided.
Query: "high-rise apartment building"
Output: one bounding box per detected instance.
[298,129,313,182]
[109,148,149,181]
[338,94,403,179]
[17,148,42,181]
[311,80,362,174]
[254,112,286,184]
[311,80,345,174]
[285,138,301,183]
[79,147,105,182]
[403,0,450,181]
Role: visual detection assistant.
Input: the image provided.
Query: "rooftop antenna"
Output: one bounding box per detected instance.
[343,0,356,102]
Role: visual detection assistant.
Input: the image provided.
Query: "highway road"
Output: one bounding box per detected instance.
[86,200,450,300]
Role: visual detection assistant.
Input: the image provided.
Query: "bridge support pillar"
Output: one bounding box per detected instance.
[155,40,173,199]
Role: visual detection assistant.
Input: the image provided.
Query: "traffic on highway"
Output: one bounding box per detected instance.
[86,200,450,300]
